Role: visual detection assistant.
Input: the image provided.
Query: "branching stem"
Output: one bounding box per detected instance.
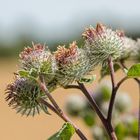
[38,76,88,140]
[64,59,129,140]
[77,82,117,140]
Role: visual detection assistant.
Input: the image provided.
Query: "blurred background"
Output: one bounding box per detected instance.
[0,0,140,139]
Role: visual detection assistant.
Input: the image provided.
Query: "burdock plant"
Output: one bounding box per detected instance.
[5,23,140,140]
[54,41,90,86]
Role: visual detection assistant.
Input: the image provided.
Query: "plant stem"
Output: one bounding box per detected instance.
[64,85,80,90]
[77,82,105,122]
[39,98,87,140]
[107,57,117,123]
[115,76,128,91]
[106,60,130,139]
[77,82,117,140]
[38,98,59,115]
[108,57,116,89]
[66,59,128,140]
[107,75,128,123]
[38,76,88,140]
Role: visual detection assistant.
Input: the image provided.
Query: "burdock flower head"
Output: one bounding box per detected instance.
[19,43,57,85]
[19,43,52,69]
[120,36,137,60]
[54,41,90,86]
[5,76,49,116]
[114,30,137,60]
[82,23,124,67]
[130,38,140,62]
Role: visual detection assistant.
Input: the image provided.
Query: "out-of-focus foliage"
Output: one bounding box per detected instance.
[65,82,138,140]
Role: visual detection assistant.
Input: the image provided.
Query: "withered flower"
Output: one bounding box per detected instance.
[54,41,90,86]
[19,43,57,85]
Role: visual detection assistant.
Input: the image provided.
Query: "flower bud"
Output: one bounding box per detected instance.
[91,125,104,140]
[54,41,90,86]
[122,115,138,137]
[101,102,109,116]
[115,93,132,113]
[82,23,124,67]
[5,77,48,116]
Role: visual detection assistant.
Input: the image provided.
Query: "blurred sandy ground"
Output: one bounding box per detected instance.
[0,58,139,140]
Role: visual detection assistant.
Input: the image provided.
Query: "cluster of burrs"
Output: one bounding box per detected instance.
[5,23,140,116]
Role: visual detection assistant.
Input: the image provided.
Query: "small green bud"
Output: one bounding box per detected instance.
[115,93,132,113]
[101,102,109,116]
[115,122,127,140]
[91,126,104,140]
[123,115,135,126]
[80,109,95,126]
[65,95,86,116]
[93,81,112,104]
[122,115,138,137]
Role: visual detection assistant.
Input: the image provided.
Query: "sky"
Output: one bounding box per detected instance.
[0,0,140,44]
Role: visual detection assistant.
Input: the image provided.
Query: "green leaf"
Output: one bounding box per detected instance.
[127,63,140,78]
[48,133,59,140]
[18,69,38,81]
[48,122,75,140]
[18,70,29,78]
[29,68,38,78]
[79,75,96,83]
